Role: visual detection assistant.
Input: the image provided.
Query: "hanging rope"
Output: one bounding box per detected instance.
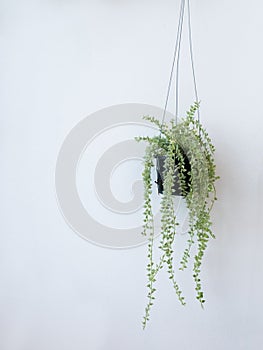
[175,0,185,125]
[159,0,200,135]
[187,0,200,123]
[160,0,185,136]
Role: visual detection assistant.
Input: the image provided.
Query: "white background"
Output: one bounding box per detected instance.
[1,0,263,349]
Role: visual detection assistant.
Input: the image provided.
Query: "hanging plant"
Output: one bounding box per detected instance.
[135,0,219,329]
[136,102,219,328]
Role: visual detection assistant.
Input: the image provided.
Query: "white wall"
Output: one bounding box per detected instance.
[1,0,263,349]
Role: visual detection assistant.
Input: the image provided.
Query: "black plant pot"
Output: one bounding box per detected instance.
[155,152,191,196]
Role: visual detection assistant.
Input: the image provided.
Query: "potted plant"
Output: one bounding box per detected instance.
[136,101,219,328]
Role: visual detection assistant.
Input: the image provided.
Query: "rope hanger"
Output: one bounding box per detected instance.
[160,0,200,136]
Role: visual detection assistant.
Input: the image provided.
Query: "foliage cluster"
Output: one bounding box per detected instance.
[136,102,219,329]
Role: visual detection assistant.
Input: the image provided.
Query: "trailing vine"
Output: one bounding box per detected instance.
[136,102,219,328]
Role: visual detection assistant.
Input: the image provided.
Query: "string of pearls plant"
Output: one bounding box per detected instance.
[136,102,219,329]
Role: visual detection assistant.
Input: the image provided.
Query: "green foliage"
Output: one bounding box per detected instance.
[136,102,219,329]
